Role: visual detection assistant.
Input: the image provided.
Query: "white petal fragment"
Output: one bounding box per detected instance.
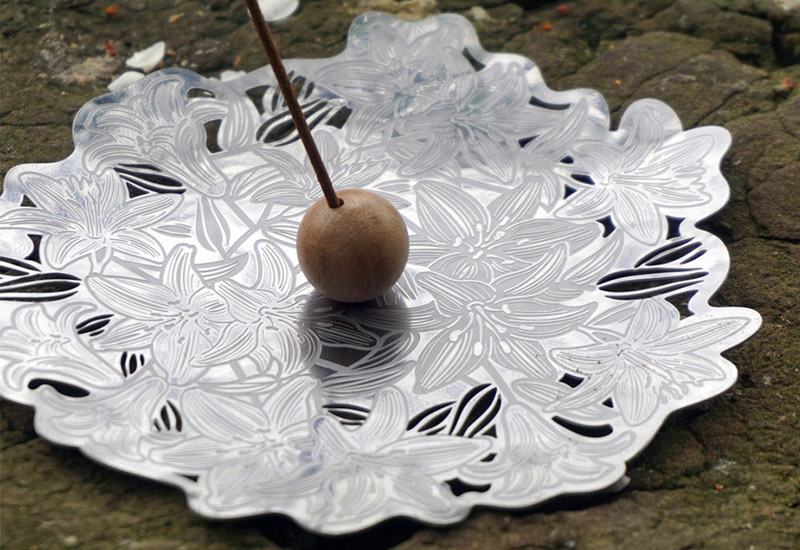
[126,41,166,73]
[257,0,299,22]
[108,71,144,92]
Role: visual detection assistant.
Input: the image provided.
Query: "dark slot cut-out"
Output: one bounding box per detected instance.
[245,86,269,115]
[0,272,79,288]
[602,398,614,408]
[115,165,186,195]
[76,314,113,334]
[598,266,703,285]
[518,136,537,148]
[135,354,145,375]
[571,174,595,185]
[559,373,584,388]
[481,452,497,463]
[600,270,707,292]
[25,235,42,263]
[0,256,40,276]
[646,241,703,267]
[666,216,684,239]
[28,378,89,397]
[461,48,485,71]
[269,72,309,112]
[326,106,352,129]
[203,120,223,153]
[408,385,500,438]
[681,250,706,264]
[305,105,333,133]
[529,96,571,111]
[20,195,36,207]
[160,405,171,430]
[601,236,709,300]
[665,290,698,320]
[450,384,501,438]
[560,156,574,164]
[180,474,199,482]
[450,384,488,431]
[0,272,81,302]
[634,237,694,268]
[168,401,182,432]
[323,403,370,422]
[256,100,328,144]
[419,409,452,432]
[154,401,183,433]
[552,416,613,438]
[125,183,148,198]
[407,401,453,431]
[119,351,146,377]
[446,478,491,496]
[564,185,577,199]
[597,216,616,237]
[456,389,501,438]
[186,88,215,98]
[607,280,705,301]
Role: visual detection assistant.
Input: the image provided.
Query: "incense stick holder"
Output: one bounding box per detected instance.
[0,13,760,535]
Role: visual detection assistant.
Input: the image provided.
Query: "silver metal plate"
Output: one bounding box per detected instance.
[0,13,760,535]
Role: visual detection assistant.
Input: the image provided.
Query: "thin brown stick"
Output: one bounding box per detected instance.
[244,0,342,209]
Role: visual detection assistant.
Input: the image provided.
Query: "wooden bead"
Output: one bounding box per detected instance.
[297,189,409,303]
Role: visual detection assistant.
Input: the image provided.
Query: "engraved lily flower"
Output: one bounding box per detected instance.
[41,374,168,461]
[87,245,233,385]
[149,376,319,507]
[82,75,231,196]
[196,240,378,374]
[0,303,125,393]
[395,64,559,181]
[461,404,630,500]
[315,19,473,143]
[0,171,180,268]
[556,103,722,244]
[411,180,599,281]
[249,388,492,531]
[548,299,755,425]
[231,131,389,206]
[411,247,595,392]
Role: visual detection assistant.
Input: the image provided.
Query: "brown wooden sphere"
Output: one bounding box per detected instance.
[297,189,409,303]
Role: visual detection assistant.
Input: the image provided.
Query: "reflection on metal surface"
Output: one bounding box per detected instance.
[0,13,760,535]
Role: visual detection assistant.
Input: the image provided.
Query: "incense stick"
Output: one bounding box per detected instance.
[244,0,342,209]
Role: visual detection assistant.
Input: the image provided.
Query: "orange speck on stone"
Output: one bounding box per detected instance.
[168,13,183,24]
[781,76,796,90]
[234,55,243,68]
[614,79,622,86]
[715,483,725,490]
[104,5,119,18]
[536,22,553,31]
[104,40,117,57]
[556,4,572,15]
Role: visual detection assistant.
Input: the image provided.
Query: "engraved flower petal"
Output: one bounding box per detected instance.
[548,299,756,424]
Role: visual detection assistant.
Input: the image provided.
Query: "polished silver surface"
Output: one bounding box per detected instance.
[0,13,760,535]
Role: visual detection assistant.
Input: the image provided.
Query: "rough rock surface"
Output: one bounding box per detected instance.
[1,0,799,548]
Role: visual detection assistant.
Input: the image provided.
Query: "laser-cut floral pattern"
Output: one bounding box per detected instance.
[0,13,760,535]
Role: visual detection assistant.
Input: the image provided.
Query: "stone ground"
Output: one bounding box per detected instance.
[1,0,799,548]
